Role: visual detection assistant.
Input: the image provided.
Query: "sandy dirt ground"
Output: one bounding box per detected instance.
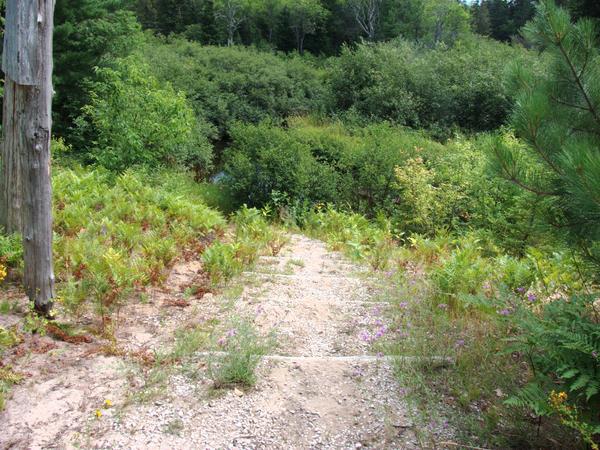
[0,234,421,449]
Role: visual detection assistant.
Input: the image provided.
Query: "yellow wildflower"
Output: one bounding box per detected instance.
[549,390,568,407]
[95,409,103,419]
[0,264,7,283]
[104,399,113,408]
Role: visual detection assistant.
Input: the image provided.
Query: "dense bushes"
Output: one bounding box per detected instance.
[223,119,547,254]
[74,57,213,172]
[224,121,343,207]
[142,39,327,139]
[224,119,434,212]
[328,37,537,133]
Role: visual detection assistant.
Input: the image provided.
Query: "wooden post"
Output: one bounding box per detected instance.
[0,78,24,234]
[2,0,56,314]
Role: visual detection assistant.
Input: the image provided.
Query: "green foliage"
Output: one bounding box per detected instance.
[54,0,143,136]
[0,365,24,411]
[224,119,435,214]
[208,319,273,388]
[142,39,327,139]
[202,206,288,285]
[0,231,22,270]
[0,326,21,357]
[22,304,50,335]
[75,56,213,172]
[493,0,600,269]
[52,166,225,319]
[202,242,245,286]
[303,207,394,270]
[506,295,600,441]
[422,0,470,45]
[232,206,288,256]
[329,36,535,133]
[429,236,493,307]
[224,120,551,257]
[214,0,251,46]
[284,0,329,53]
[224,121,337,207]
[470,0,536,41]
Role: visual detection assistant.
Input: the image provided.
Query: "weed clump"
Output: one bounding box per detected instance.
[208,319,273,389]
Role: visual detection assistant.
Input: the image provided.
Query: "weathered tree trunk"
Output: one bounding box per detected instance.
[0,78,24,234]
[2,0,56,314]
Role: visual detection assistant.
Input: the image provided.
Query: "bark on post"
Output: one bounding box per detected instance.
[0,78,24,234]
[2,0,56,314]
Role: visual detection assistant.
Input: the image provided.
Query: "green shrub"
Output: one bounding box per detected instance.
[223,119,437,215]
[223,120,552,257]
[303,207,394,269]
[429,236,493,308]
[142,39,327,138]
[201,242,244,286]
[328,36,538,133]
[75,56,213,172]
[224,121,339,207]
[232,206,288,256]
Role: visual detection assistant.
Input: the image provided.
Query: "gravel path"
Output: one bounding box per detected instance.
[0,234,418,449]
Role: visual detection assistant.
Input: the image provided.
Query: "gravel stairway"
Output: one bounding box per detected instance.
[0,234,419,449]
[96,235,418,449]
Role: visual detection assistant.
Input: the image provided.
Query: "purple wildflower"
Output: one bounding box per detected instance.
[359,330,372,343]
[226,328,237,338]
[438,303,448,310]
[499,309,511,316]
[454,339,465,349]
[399,302,409,309]
[592,351,598,359]
[374,325,388,339]
[482,282,491,290]
[217,337,227,347]
[375,318,384,326]
[527,293,537,302]
[517,287,526,294]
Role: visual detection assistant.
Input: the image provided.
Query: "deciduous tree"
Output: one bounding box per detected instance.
[285,0,328,53]
[344,0,382,41]
[214,0,249,46]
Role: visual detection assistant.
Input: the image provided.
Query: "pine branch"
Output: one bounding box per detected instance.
[530,132,565,177]
[493,147,557,197]
[551,95,593,113]
[556,39,600,129]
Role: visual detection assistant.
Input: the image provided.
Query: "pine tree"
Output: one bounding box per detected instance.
[493,0,600,268]
[557,0,600,21]
[471,0,492,36]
